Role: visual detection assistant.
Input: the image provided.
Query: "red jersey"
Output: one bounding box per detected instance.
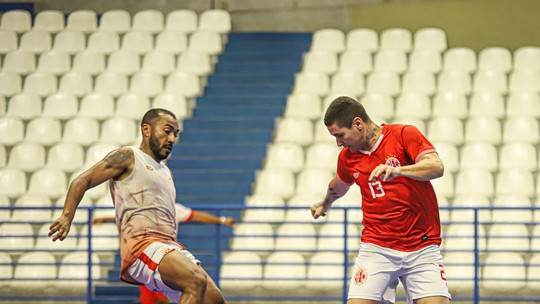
[336,123,442,251]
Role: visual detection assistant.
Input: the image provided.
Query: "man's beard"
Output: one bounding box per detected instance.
[149,133,169,160]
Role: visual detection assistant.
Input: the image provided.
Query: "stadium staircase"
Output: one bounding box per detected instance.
[92,32,312,303]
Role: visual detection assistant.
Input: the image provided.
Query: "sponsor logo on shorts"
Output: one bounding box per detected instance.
[161,246,175,255]
[352,265,368,285]
[146,165,154,171]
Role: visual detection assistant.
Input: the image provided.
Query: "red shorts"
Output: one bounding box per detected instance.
[139,285,167,304]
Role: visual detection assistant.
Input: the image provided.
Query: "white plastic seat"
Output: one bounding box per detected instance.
[338,50,373,74]
[329,71,365,97]
[430,170,454,199]
[413,27,447,52]
[6,93,42,120]
[459,143,498,172]
[431,92,468,119]
[254,169,295,200]
[366,71,400,96]
[437,70,472,95]
[58,72,93,97]
[52,194,93,224]
[0,117,24,146]
[121,31,153,54]
[317,222,360,252]
[230,223,275,251]
[84,143,119,168]
[42,93,78,120]
[443,252,476,290]
[311,28,345,53]
[427,117,464,145]
[392,117,426,135]
[433,142,459,173]
[262,251,306,290]
[508,70,540,93]
[164,72,201,98]
[394,93,431,120]
[306,252,346,291]
[302,51,338,74]
[106,50,140,75]
[380,28,412,52]
[455,169,494,198]
[188,30,223,56]
[496,169,535,198]
[443,47,477,73]
[527,253,540,290]
[478,47,512,73]
[0,72,22,97]
[35,223,78,251]
[0,145,5,169]
[141,51,176,75]
[72,51,105,75]
[87,31,120,54]
[506,92,540,117]
[65,10,97,33]
[487,223,529,252]
[514,46,540,71]
[499,143,536,171]
[100,117,137,145]
[129,72,163,97]
[57,252,101,288]
[220,251,262,290]
[0,168,27,198]
[0,223,34,250]
[358,93,395,121]
[451,194,492,224]
[265,142,304,173]
[19,31,52,53]
[284,94,322,120]
[198,9,231,34]
[492,195,533,223]
[346,28,378,53]
[132,9,164,34]
[24,117,62,146]
[293,72,329,97]
[401,71,436,95]
[0,10,31,33]
[53,30,85,54]
[176,50,212,76]
[2,51,35,74]
[46,142,84,173]
[243,194,286,223]
[314,117,336,144]
[115,93,151,120]
[274,223,317,252]
[22,72,57,97]
[152,94,189,120]
[28,168,67,199]
[62,117,100,147]
[442,223,486,252]
[274,117,314,147]
[165,10,197,33]
[305,142,341,172]
[94,72,128,97]
[12,251,56,289]
[295,169,333,197]
[468,92,505,118]
[7,142,46,172]
[374,50,407,74]
[11,193,52,223]
[0,30,17,54]
[98,10,131,33]
[155,30,188,54]
[473,70,508,94]
[33,10,64,33]
[78,223,119,251]
[0,252,13,286]
[78,93,115,120]
[464,117,502,145]
[36,50,71,75]
[502,116,539,144]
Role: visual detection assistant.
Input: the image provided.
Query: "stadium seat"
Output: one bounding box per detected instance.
[284,94,322,120]
[443,252,476,291]
[98,10,131,33]
[254,169,295,200]
[427,117,464,145]
[468,92,505,118]
[0,168,27,198]
[176,50,212,76]
[506,92,540,117]
[265,142,305,173]
[0,117,24,146]
[99,117,137,145]
[198,9,231,34]
[12,251,56,289]
[295,169,334,197]
[365,71,400,96]
[514,46,540,71]
[263,251,306,290]
[7,142,46,172]
[502,116,539,144]
[165,10,198,33]
[46,142,84,173]
[274,223,317,252]
[499,143,536,171]
[2,50,36,74]
[52,195,94,224]
[346,28,378,53]
[431,92,468,119]
[24,117,62,146]
[0,30,17,54]
[313,118,336,144]
[152,94,189,120]
[527,253,540,290]
[0,252,12,287]
[338,50,373,74]
[62,117,99,148]
[274,117,314,146]
[0,145,5,169]
[0,72,21,97]
[478,47,512,73]
[472,70,508,94]
[0,10,31,33]
[306,252,347,291]
[303,50,338,74]
[72,50,106,75]
[141,51,176,75]
[441,223,487,252]
[495,169,535,198]
[305,142,341,172]
[401,71,437,95]
[442,47,477,73]
[455,169,494,198]
[394,93,431,120]
[433,142,459,173]
[33,10,64,33]
[413,27,447,52]
[94,72,128,97]
[293,72,330,97]
[28,168,67,199]
[57,252,101,288]
[188,30,223,56]
[58,72,93,97]
[430,170,454,199]
[316,222,360,252]
[164,72,201,98]
[6,93,42,120]
[459,143,498,172]
[36,50,71,75]
[230,223,275,251]
[311,28,345,53]
[11,193,52,223]
[22,72,57,97]
[132,9,164,34]
[129,72,163,97]
[243,194,286,223]
[78,93,115,120]
[65,10,97,33]
[492,195,533,223]
[330,71,365,96]
[106,50,140,75]
[450,194,492,224]
[380,28,412,52]
[121,31,154,54]
[155,30,188,54]
[87,31,120,54]
[482,253,526,291]
[464,117,502,145]
[392,117,426,134]
[115,93,151,120]
[19,30,52,54]
[78,223,119,251]
[53,30,86,54]
[84,143,119,168]
[437,70,472,95]
[0,223,34,251]
[220,252,263,290]
[374,50,408,74]
[508,70,540,93]
[42,93,78,120]
[34,223,78,252]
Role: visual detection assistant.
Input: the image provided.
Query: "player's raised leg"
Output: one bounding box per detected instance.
[159,250,208,304]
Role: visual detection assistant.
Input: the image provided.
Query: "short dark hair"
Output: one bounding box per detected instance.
[141,108,177,126]
[323,96,371,128]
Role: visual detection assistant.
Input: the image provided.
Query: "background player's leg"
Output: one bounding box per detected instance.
[159,250,208,304]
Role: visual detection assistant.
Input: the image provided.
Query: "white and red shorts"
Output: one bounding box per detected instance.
[127,241,200,303]
[349,243,451,304]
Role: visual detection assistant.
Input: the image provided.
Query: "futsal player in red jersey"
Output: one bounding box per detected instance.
[311,96,451,304]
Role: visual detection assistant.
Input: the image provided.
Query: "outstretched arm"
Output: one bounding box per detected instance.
[311,175,350,219]
[49,147,133,241]
[190,211,236,227]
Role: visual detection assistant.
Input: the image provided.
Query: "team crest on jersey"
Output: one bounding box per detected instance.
[352,265,368,285]
[146,165,154,171]
[353,172,360,179]
[385,154,401,168]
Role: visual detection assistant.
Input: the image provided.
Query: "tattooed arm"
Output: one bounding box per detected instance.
[49,147,134,241]
[310,175,350,219]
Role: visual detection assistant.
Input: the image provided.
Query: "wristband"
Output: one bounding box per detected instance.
[219,216,227,224]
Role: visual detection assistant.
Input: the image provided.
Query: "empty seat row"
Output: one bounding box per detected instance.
[0,9,231,34]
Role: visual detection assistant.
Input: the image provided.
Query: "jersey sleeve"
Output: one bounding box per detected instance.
[401,125,436,163]
[175,203,194,223]
[336,149,355,185]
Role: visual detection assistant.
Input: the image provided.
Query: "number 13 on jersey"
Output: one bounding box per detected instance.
[368,181,386,198]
